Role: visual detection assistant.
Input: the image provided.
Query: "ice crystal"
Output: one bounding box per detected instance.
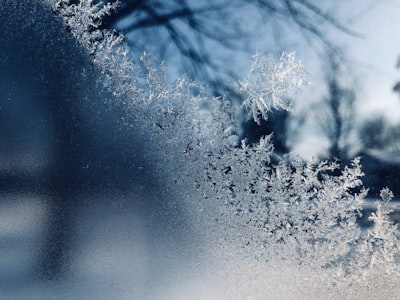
[238,51,309,123]
[12,0,400,297]
[54,0,137,97]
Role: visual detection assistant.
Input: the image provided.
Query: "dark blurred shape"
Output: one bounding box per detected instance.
[303,55,357,161]
[393,81,400,95]
[241,110,290,154]
[359,150,400,199]
[0,0,186,282]
[359,117,387,150]
[359,117,400,152]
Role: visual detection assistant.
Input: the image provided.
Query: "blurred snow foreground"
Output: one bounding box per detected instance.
[1,0,400,299]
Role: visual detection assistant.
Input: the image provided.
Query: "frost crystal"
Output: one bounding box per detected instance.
[54,0,137,97]
[238,51,308,123]
[38,0,400,297]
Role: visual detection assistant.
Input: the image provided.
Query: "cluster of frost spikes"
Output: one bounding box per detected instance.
[52,0,236,149]
[203,140,365,267]
[353,187,400,278]
[54,0,119,49]
[238,51,309,124]
[51,0,400,295]
[53,0,138,97]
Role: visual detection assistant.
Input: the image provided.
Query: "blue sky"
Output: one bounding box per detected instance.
[284,0,400,157]
[343,0,400,122]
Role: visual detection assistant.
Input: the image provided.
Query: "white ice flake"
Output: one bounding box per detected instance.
[28,0,400,297]
[238,51,309,123]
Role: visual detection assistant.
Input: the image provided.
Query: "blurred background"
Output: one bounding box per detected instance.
[1,0,400,298]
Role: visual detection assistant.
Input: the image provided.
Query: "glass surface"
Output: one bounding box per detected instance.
[1,0,400,299]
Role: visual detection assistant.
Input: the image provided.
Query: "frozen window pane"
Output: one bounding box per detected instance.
[1,1,400,299]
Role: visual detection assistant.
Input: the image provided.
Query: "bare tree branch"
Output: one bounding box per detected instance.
[97,0,360,96]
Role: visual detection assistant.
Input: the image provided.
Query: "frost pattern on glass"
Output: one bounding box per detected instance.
[27,0,400,297]
[238,51,309,123]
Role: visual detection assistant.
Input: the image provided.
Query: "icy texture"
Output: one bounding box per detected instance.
[238,51,309,123]
[52,1,400,295]
[1,0,399,299]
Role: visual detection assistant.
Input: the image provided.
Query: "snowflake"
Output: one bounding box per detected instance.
[238,51,309,123]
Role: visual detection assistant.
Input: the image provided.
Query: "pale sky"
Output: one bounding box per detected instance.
[290,0,400,158]
[339,0,400,122]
